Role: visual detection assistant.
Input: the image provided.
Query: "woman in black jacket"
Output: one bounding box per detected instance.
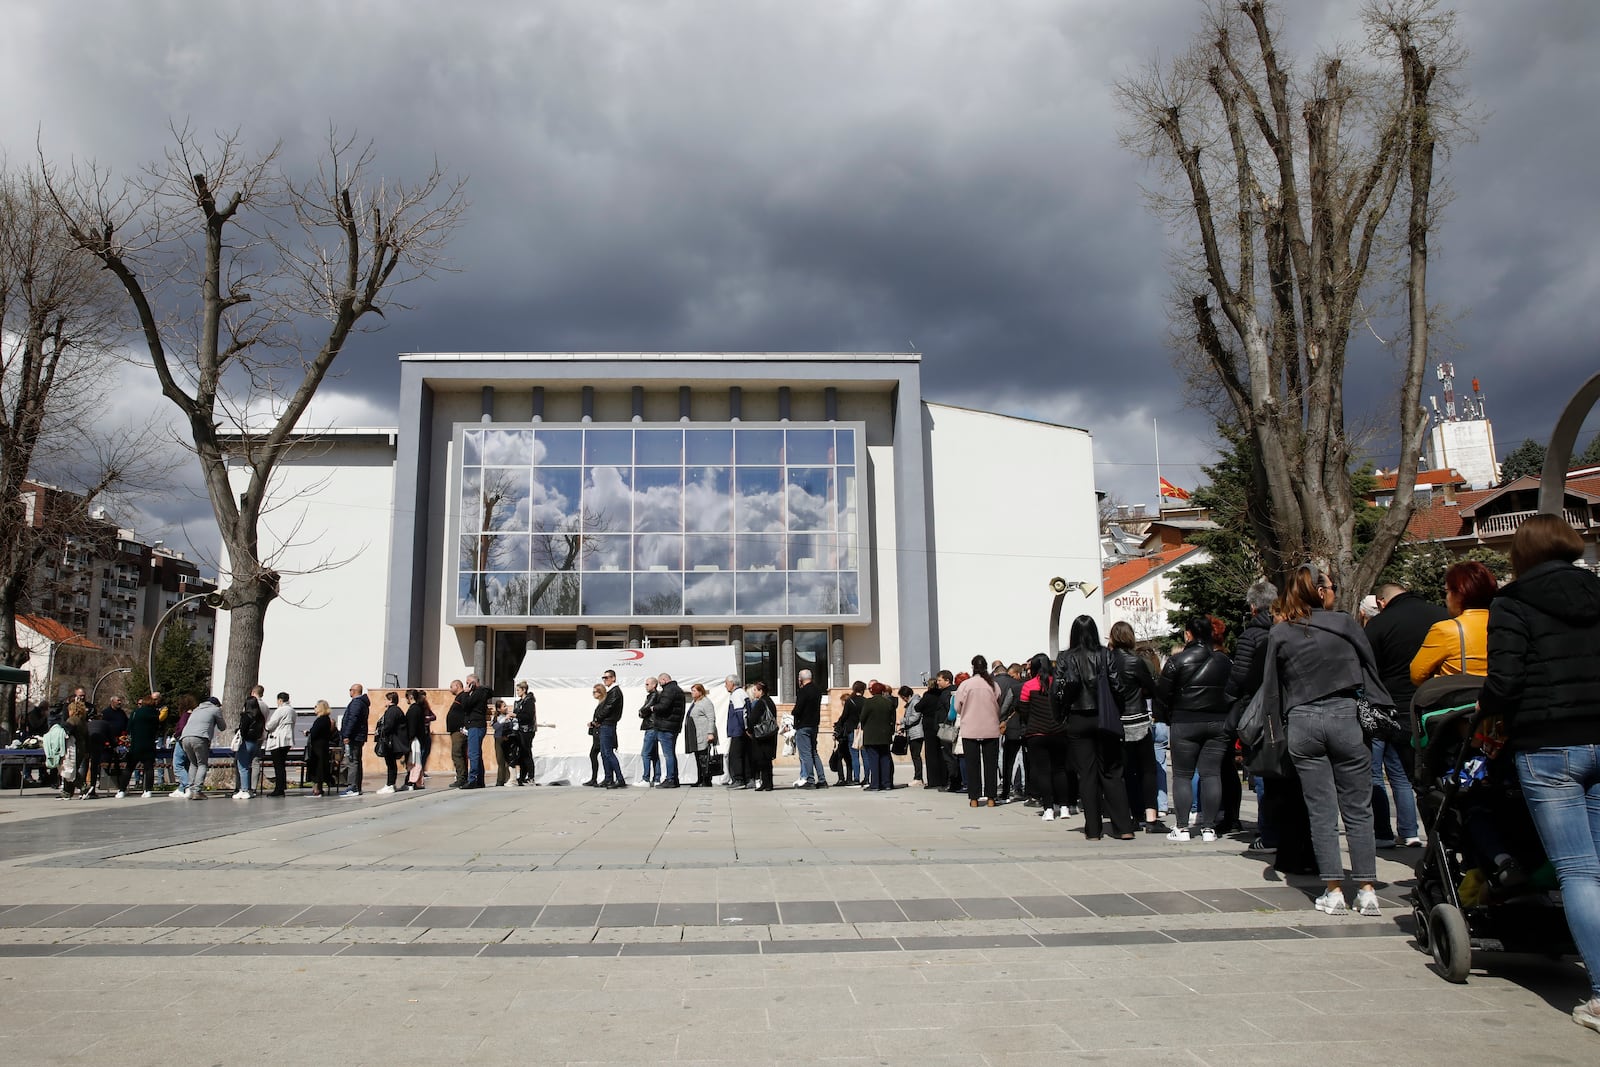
[305,701,334,797]
[1058,617,1136,840]
[377,692,408,794]
[833,682,864,785]
[744,682,778,791]
[1155,615,1234,842]
[404,690,430,789]
[1479,515,1600,1033]
[1109,622,1163,833]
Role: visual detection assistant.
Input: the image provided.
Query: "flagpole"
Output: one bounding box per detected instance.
[1154,417,1163,510]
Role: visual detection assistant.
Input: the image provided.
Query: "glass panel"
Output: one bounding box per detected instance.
[684,467,732,532]
[459,468,482,532]
[475,532,529,572]
[785,468,833,531]
[635,429,682,465]
[837,533,858,570]
[786,532,836,571]
[785,428,833,465]
[735,534,784,572]
[837,467,857,531]
[788,571,840,615]
[835,429,856,465]
[735,468,783,533]
[736,572,785,615]
[481,469,532,531]
[478,573,530,616]
[462,430,482,466]
[839,572,861,615]
[531,526,584,573]
[685,534,733,572]
[685,428,732,465]
[634,533,683,571]
[533,429,583,465]
[741,629,778,691]
[459,535,481,573]
[580,535,631,572]
[795,629,829,691]
[580,573,631,616]
[735,428,783,465]
[585,428,633,465]
[480,429,532,466]
[457,576,483,617]
[683,573,734,616]
[532,468,582,533]
[633,572,683,615]
[583,466,632,530]
[633,467,682,533]
[528,573,580,615]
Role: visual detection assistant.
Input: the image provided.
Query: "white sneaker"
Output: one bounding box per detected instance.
[115,791,126,799]
[1167,827,1190,841]
[232,790,250,800]
[1040,808,1056,822]
[1200,828,1217,843]
[339,789,361,797]
[172,789,188,799]
[1355,888,1381,917]
[140,791,154,799]
[376,785,396,795]
[1315,889,1349,915]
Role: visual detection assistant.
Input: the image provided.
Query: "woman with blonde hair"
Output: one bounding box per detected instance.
[305,701,335,797]
[685,682,718,787]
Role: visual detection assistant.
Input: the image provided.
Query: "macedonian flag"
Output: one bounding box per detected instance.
[1158,476,1191,501]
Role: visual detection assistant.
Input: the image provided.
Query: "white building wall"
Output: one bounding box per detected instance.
[923,403,1101,667]
[1102,551,1210,645]
[1429,420,1500,490]
[213,434,397,706]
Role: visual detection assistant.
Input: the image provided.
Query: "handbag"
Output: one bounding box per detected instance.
[747,700,778,740]
[1355,689,1407,745]
[890,734,909,755]
[1094,650,1122,736]
[936,720,960,744]
[706,744,726,777]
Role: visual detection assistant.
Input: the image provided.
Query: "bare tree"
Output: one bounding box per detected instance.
[43,127,466,713]
[1116,0,1468,605]
[0,164,163,734]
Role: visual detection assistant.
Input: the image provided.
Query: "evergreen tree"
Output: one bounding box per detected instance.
[1499,438,1547,484]
[124,621,211,707]
[1165,427,1265,648]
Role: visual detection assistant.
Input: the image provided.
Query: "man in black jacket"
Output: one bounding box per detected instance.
[790,670,826,787]
[513,681,538,786]
[637,676,662,786]
[459,675,490,789]
[653,673,687,787]
[445,680,467,787]
[340,683,371,797]
[595,670,626,787]
[1364,582,1445,846]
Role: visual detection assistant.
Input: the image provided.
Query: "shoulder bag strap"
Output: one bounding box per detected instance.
[1454,618,1466,674]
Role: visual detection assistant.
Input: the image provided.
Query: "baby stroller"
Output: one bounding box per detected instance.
[1406,675,1574,982]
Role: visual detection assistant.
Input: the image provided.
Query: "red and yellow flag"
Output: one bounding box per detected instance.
[1158,476,1190,501]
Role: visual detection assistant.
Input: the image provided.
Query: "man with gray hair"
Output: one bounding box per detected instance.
[790,669,826,788]
[723,674,749,788]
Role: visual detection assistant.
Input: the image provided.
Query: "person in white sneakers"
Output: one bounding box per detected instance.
[1258,565,1388,917]
[179,696,228,800]
[115,693,162,799]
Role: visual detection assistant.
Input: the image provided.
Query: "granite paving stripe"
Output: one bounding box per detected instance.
[761,938,902,954]
[776,900,843,925]
[1130,891,1219,916]
[0,944,73,956]
[283,905,365,927]
[411,905,483,928]
[479,942,622,957]
[30,903,133,927]
[897,897,967,921]
[954,897,1030,920]
[1166,925,1314,943]
[836,899,906,923]
[341,942,488,956]
[352,905,424,927]
[471,905,539,928]
[1183,888,1276,913]
[1014,895,1093,920]
[1072,893,1157,918]
[895,934,1040,951]
[96,904,193,927]
[223,905,310,927]
[654,902,717,927]
[1296,922,1409,939]
[60,943,202,956]
[0,904,75,927]
[534,904,601,928]
[158,904,248,927]
[598,902,659,927]
[200,943,345,956]
[620,940,759,956]
[1032,930,1175,947]
[718,901,780,926]
[1242,886,1317,910]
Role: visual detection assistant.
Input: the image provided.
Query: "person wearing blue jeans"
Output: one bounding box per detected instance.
[1370,738,1419,846]
[1152,721,1170,814]
[1478,516,1600,1032]
[597,723,624,786]
[641,728,663,784]
[234,739,261,796]
[794,727,825,785]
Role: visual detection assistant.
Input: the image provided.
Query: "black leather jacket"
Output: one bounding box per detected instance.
[652,681,687,734]
[1155,639,1233,721]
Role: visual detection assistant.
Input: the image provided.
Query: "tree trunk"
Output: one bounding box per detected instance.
[219,580,275,716]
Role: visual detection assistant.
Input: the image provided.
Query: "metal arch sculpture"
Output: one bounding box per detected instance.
[1539,371,1600,517]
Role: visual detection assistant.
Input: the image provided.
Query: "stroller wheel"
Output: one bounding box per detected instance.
[1428,904,1471,983]
[1412,904,1431,953]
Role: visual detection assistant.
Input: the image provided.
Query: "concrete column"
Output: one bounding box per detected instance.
[729,625,744,682]
[824,387,838,421]
[729,386,742,423]
[778,625,795,703]
[531,387,544,423]
[778,387,791,422]
[473,626,487,681]
[480,386,494,422]
[678,624,694,646]
[627,625,644,649]
[830,625,846,687]
[679,386,691,423]
[631,386,644,423]
[581,386,594,423]
[526,625,541,653]
[576,625,593,650]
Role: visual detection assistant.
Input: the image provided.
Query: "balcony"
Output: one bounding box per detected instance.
[1476,508,1591,538]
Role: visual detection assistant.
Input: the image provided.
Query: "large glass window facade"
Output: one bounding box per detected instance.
[453,424,866,623]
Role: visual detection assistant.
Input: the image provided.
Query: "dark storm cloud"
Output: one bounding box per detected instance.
[4,0,1598,554]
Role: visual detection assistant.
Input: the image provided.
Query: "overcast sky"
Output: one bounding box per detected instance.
[4,0,1597,564]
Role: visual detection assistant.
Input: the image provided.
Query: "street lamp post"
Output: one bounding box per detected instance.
[147,592,224,698]
[1047,577,1100,659]
[91,666,133,709]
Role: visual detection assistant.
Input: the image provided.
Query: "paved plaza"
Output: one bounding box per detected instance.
[0,778,1594,1065]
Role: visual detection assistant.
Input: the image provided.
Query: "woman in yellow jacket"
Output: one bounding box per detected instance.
[1411,561,1498,684]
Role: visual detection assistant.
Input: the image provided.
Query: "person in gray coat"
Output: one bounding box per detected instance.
[179,697,228,800]
[684,683,719,787]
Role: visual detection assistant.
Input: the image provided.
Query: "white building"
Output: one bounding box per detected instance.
[1100,544,1206,645]
[217,353,1103,704]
